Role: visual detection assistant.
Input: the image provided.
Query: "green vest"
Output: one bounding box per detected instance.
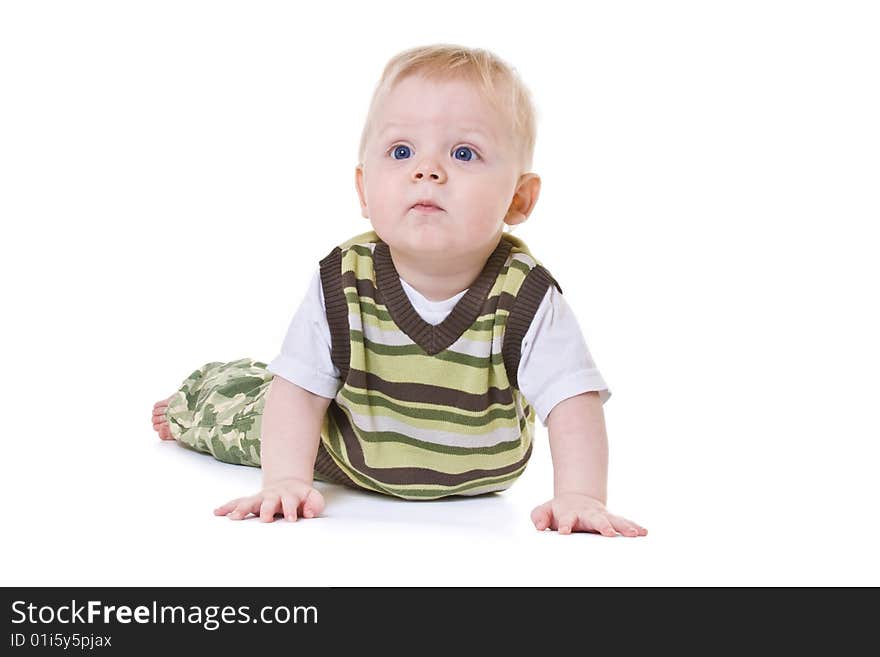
[313,230,561,500]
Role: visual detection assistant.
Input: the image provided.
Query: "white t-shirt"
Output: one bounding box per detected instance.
[267,267,611,427]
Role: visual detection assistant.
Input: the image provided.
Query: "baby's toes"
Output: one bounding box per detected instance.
[153,395,175,412]
[151,415,164,432]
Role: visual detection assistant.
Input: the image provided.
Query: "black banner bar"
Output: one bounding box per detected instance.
[1,587,872,651]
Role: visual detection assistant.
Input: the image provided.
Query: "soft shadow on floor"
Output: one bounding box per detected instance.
[159,440,522,533]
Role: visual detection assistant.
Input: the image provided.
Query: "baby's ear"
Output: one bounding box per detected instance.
[354,164,369,219]
[504,173,541,227]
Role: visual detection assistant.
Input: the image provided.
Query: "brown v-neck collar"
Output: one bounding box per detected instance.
[373,237,513,355]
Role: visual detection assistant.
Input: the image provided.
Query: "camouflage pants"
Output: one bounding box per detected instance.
[164,358,356,487]
[164,358,272,467]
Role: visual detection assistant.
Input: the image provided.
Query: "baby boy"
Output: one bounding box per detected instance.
[151,44,647,537]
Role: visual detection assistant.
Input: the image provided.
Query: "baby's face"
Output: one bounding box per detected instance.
[356,75,528,263]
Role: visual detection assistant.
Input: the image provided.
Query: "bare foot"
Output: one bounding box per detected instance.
[152,394,177,441]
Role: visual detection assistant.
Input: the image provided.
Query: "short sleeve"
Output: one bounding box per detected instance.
[266,267,342,399]
[517,286,611,427]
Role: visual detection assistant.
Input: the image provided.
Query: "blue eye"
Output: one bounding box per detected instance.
[453,146,477,161]
[391,145,412,160]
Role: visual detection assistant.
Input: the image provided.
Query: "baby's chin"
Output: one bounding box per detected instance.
[375,216,503,256]
[374,221,457,249]
[383,231,466,260]
[387,233,458,255]
[388,236,503,266]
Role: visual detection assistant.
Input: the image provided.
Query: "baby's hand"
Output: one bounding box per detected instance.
[214,477,324,522]
[531,493,647,537]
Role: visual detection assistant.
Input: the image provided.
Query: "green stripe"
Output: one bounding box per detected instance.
[348,244,374,258]
[370,467,527,499]
[344,291,509,332]
[331,415,529,456]
[339,388,517,425]
[356,307,506,339]
[345,291,394,322]
[505,260,531,276]
[339,390,519,433]
[354,330,505,367]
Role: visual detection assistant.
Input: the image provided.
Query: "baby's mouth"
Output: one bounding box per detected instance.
[410,203,445,213]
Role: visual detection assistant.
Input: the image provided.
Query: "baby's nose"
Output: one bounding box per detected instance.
[411,161,447,183]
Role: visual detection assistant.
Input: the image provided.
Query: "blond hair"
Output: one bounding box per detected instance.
[357,44,538,173]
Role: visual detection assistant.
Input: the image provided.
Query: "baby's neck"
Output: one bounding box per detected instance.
[388,243,498,302]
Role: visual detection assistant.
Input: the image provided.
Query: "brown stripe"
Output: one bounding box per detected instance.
[502,264,561,389]
[329,403,533,487]
[314,440,359,487]
[319,246,351,381]
[345,368,514,410]
[373,237,513,355]
[341,271,383,305]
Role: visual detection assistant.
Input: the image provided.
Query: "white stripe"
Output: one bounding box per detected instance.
[510,252,537,269]
[348,311,364,333]
[338,402,522,448]
[355,314,503,356]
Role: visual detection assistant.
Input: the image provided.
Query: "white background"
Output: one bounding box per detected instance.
[2,1,877,586]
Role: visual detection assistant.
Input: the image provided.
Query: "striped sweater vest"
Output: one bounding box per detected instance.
[312,230,562,500]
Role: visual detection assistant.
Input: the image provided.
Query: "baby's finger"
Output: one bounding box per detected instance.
[259,495,281,523]
[558,511,579,535]
[614,515,647,536]
[585,513,617,537]
[229,498,258,521]
[608,514,645,537]
[214,499,242,516]
[281,493,301,522]
[302,488,325,519]
[530,502,553,531]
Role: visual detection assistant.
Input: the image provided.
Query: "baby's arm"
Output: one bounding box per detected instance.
[260,375,330,486]
[214,375,332,522]
[531,391,648,537]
